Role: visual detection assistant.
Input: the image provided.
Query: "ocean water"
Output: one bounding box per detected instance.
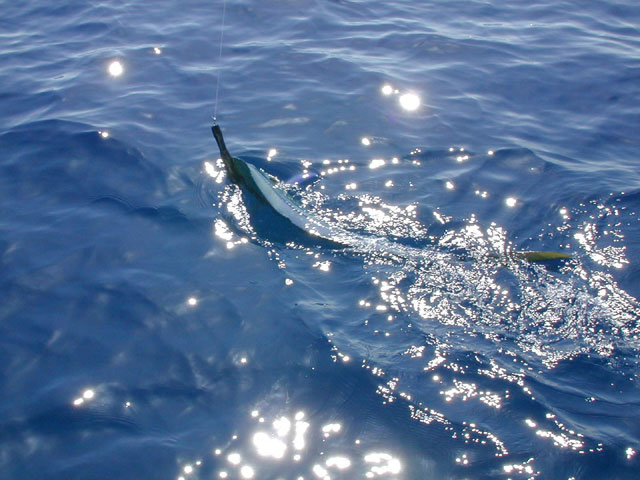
[1,0,640,478]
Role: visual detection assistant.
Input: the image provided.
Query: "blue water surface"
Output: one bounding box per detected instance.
[2,1,640,478]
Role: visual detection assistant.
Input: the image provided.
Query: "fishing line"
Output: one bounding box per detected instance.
[213,0,227,123]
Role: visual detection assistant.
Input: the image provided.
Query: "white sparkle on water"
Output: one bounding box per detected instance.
[108,61,123,77]
[399,93,420,111]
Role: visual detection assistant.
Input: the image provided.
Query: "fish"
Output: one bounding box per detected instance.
[212,124,349,245]
[211,124,571,262]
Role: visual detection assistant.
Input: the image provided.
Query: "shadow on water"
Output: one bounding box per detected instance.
[0,119,215,235]
[0,119,166,205]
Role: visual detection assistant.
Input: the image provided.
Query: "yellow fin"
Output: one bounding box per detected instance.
[513,251,572,262]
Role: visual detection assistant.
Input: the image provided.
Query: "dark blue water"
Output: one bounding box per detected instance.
[2,1,640,478]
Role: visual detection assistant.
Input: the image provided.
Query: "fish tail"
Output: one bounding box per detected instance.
[211,124,233,165]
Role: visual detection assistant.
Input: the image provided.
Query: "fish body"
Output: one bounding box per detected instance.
[212,124,347,244]
[211,124,570,262]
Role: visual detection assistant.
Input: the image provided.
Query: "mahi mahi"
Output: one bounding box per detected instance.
[212,124,350,245]
[211,124,570,262]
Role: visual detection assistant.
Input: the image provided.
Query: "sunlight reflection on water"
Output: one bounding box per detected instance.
[186,408,403,480]
[203,107,640,479]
